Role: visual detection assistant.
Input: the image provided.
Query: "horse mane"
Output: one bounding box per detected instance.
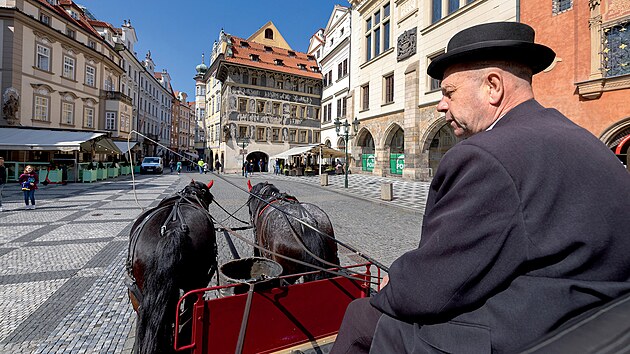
[135,225,192,353]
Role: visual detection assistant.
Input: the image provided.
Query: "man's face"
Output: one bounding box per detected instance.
[436,66,490,138]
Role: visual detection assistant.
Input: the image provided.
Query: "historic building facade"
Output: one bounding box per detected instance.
[311,5,352,161]
[206,22,323,173]
[522,0,630,166]
[0,0,130,141]
[347,0,517,180]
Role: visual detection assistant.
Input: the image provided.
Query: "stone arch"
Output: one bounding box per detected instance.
[336,137,345,150]
[421,115,459,173]
[355,127,376,172]
[383,123,404,153]
[246,151,269,172]
[324,139,331,147]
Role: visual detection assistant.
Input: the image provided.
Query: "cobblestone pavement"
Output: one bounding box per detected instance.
[0,171,428,353]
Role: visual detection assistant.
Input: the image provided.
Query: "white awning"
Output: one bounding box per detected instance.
[271,144,345,160]
[0,128,121,153]
[184,151,199,159]
[113,141,139,155]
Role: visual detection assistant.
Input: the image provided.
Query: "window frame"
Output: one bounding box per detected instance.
[84,107,95,128]
[361,84,370,111]
[364,2,391,62]
[35,43,51,71]
[62,55,76,80]
[33,94,50,122]
[384,73,394,104]
[85,65,96,87]
[61,101,75,125]
[105,111,117,131]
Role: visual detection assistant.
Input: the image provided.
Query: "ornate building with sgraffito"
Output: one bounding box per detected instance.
[206,22,323,173]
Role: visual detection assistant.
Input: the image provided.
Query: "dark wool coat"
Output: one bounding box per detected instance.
[370,99,630,353]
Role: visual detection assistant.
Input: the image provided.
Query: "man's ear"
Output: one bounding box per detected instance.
[486,71,504,105]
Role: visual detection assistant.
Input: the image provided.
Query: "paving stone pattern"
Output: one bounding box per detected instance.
[0,171,429,353]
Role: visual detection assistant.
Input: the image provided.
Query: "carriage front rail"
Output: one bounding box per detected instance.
[174,263,375,354]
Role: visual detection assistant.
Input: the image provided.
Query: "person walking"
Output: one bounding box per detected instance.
[197,159,204,174]
[18,165,39,210]
[332,22,630,354]
[176,161,182,175]
[215,159,221,174]
[169,159,175,173]
[258,159,264,173]
[243,161,248,178]
[0,157,7,212]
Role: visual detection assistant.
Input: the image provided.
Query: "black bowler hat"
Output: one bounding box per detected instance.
[427,22,555,80]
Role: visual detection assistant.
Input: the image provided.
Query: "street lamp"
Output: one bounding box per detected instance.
[334,117,360,188]
[237,136,250,176]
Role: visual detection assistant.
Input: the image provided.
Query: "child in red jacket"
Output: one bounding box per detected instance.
[18,165,38,210]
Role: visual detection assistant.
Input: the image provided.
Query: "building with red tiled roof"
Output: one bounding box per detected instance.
[204,22,323,174]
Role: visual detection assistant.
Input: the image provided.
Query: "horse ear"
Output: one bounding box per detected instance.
[207,180,214,189]
[191,179,195,183]
[247,180,252,191]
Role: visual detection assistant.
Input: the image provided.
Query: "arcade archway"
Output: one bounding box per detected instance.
[246,151,269,172]
[356,128,375,172]
[384,124,404,175]
[427,122,458,172]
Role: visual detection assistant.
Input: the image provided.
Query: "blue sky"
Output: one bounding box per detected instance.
[76,0,349,98]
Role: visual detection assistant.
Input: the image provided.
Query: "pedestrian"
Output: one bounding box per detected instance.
[258,159,264,173]
[197,159,204,174]
[203,162,209,174]
[0,157,6,212]
[169,159,175,173]
[248,160,254,176]
[243,161,248,178]
[18,165,39,210]
[332,22,630,354]
[215,159,221,174]
[176,161,182,175]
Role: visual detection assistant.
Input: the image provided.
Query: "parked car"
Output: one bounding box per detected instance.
[140,157,163,174]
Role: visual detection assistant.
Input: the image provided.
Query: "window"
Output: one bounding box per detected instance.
[63,56,75,79]
[39,13,50,25]
[362,84,370,111]
[337,97,347,118]
[34,95,49,121]
[272,102,280,115]
[327,104,332,122]
[238,98,248,112]
[250,54,260,61]
[265,28,274,40]
[338,59,348,78]
[384,74,394,103]
[36,44,50,71]
[365,3,391,61]
[85,65,95,86]
[257,127,266,141]
[448,0,459,14]
[257,100,265,114]
[251,77,258,85]
[603,20,630,77]
[84,107,94,128]
[291,105,297,117]
[105,112,116,130]
[299,131,307,143]
[66,28,76,39]
[432,0,442,23]
[552,0,573,14]
[62,102,74,125]
[239,126,248,138]
[272,128,280,141]
[289,130,297,142]
[428,52,444,91]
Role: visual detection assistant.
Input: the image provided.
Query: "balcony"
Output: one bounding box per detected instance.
[102,90,133,105]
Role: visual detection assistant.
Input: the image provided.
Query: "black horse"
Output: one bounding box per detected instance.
[247,181,339,282]
[126,180,217,354]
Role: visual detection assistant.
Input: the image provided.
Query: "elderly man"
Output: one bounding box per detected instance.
[331,22,630,354]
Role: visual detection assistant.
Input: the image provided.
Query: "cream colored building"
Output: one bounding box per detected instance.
[0,0,130,144]
[348,0,516,180]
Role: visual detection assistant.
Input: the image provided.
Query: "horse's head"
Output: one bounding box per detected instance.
[182,180,214,209]
[247,181,280,217]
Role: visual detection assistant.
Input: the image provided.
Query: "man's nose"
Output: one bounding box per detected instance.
[437,97,449,113]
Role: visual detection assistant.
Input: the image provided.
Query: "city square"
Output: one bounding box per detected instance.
[0,171,426,353]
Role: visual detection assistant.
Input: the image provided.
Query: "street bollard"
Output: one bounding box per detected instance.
[381,182,393,201]
[320,173,328,186]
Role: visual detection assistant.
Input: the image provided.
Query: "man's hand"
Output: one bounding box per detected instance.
[379,275,389,290]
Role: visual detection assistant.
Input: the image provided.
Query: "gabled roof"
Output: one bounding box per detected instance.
[225,35,321,80]
[324,5,350,35]
[246,21,292,50]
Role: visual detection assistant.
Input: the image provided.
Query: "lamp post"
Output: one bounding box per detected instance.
[334,117,360,188]
[237,136,250,176]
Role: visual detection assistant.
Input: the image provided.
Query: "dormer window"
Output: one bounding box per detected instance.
[46,0,57,5]
[307,55,315,61]
[264,46,273,52]
[240,41,249,47]
[297,63,307,70]
[288,51,296,57]
[250,54,260,62]
[274,59,284,66]
[311,66,320,72]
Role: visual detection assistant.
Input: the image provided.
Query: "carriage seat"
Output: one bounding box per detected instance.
[519,291,630,353]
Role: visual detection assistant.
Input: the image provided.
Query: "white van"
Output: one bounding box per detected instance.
[140,157,163,174]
